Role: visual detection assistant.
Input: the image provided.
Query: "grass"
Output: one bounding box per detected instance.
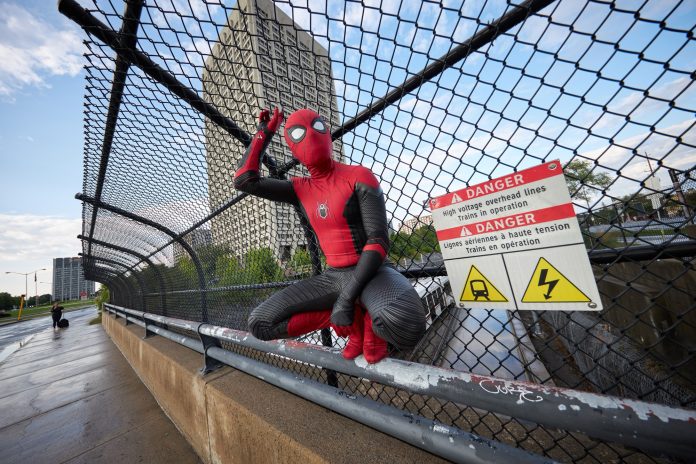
[0,299,96,320]
[89,311,102,325]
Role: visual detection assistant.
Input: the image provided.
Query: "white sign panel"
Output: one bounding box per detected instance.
[429,160,602,311]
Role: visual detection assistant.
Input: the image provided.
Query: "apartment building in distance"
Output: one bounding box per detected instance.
[400,214,434,235]
[203,0,343,263]
[52,257,95,301]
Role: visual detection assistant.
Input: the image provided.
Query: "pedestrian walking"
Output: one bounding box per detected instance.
[51,301,64,329]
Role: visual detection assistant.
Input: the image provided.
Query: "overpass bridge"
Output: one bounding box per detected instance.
[29,0,696,461]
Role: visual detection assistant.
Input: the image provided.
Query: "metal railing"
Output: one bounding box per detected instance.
[105,303,696,462]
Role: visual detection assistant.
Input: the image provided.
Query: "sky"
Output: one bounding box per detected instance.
[0,1,87,296]
[0,0,693,295]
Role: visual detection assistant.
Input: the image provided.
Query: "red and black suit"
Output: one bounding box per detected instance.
[234,108,426,362]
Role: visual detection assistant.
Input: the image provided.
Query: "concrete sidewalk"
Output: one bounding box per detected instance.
[0,315,201,463]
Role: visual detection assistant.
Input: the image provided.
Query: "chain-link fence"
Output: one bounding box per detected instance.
[64,0,695,461]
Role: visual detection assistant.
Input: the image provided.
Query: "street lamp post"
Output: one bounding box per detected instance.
[4,268,47,316]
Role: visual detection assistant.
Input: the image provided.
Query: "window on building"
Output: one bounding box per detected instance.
[258,55,272,73]
[289,67,302,84]
[291,81,302,95]
[302,73,315,86]
[277,77,290,93]
[305,86,317,103]
[287,47,299,65]
[273,61,287,78]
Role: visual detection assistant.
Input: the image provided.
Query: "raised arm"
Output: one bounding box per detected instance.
[233,108,299,205]
[331,168,390,326]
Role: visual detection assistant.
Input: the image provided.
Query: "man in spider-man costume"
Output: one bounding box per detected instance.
[234,107,426,363]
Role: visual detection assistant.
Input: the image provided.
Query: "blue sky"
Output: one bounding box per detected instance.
[0,1,86,295]
[0,0,694,295]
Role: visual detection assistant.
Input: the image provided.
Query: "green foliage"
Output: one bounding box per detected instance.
[171,257,198,287]
[389,224,439,263]
[411,225,440,253]
[0,292,20,310]
[215,253,244,286]
[244,247,283,283]
[24,294,52,307]
[95,285,110,310]
[288,248,313,276]
[564,159,612,205]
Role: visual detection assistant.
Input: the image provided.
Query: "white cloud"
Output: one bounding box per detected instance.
[578,119,696,198]
[0,4,84,98]
[0,214,82,295]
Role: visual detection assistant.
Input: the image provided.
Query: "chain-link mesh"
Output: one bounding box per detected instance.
[75,0,695,461]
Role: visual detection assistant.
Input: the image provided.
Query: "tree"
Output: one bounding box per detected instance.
[95,285,110,310]
[288,248,313,276]
[388,230,417,263]
[411,224,440,254]
[244,247,283,283]
[564,159,612,210]
[215,253,244,286]
[26,294,52,307]
[0,292,15,310]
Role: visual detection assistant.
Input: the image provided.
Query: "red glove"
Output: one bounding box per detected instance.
[259,107,283,134]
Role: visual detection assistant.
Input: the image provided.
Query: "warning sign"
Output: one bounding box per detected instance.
[521,258,590,303]
[460,265,508,302]
[429,160,602,311]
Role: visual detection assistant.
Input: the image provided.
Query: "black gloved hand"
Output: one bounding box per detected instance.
[331,294,356,326]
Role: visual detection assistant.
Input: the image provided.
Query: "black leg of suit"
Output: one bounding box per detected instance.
[360,265,427,351]
[248,265,426,350]
[248,272,339,340]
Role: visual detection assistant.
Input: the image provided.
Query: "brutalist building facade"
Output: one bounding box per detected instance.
[203,0,343,264]
[52,257,95,301]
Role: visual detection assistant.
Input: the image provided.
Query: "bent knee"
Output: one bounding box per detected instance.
[247,313,275,340]
[372,309,426,351]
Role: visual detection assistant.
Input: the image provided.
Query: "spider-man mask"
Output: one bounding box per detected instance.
[284,109,333,177]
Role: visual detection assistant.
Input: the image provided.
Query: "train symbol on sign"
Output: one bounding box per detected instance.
[460,265,508,303]
[470,280,489,300]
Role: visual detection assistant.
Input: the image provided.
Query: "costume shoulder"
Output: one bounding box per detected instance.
[291,175,311,192]
[346,164,380,189]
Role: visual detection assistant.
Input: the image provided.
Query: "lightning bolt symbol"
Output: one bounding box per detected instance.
[538,269,559,300]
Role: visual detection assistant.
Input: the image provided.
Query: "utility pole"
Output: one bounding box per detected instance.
[5,268,46,317]
[668,168,692,221]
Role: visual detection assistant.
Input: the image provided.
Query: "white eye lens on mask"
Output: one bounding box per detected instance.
[288,126,306,142]
[311,118,326,133]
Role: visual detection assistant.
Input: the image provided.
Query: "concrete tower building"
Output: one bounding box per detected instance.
[203,0,342,263]
[52,257,95,301]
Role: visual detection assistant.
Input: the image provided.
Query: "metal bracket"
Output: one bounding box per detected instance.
[124,314,132,326]
[198,323,224,375]
[143,316,156,339]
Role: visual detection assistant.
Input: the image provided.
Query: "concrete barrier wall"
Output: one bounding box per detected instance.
[102,314,446,464]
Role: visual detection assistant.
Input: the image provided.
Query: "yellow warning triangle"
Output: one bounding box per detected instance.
[460,265,508,302]
[521,258,590,303]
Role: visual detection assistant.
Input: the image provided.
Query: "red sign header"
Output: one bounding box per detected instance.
[430,160,562,210]
[436,203,576,241]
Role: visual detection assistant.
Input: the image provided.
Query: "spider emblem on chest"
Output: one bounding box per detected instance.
[317,202,329,219]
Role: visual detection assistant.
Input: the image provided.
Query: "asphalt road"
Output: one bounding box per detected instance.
[0,306,98,362]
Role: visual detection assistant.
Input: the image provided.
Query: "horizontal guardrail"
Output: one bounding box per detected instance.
[105,304,696,460]
[106,304,548,464]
